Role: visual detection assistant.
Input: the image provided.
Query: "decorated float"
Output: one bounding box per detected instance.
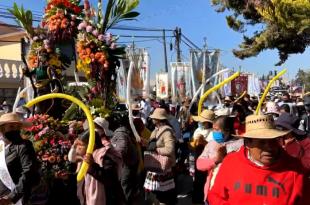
[9,0,140,202]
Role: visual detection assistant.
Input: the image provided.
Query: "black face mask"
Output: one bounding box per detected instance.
[4,130,21,142]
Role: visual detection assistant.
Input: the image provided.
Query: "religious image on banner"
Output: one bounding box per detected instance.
[220,70,232,97]
[116,60,128,102]
[190,50,220,95]
[156,72,169,99]
[247,74,261,96]
[131,65,144,98]
[127,48,145,98]
[140,51,150,98]
[231,74,248,96]
[171,62,192,101]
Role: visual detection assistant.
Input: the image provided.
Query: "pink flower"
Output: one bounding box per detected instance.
[86,25,93,33]
[92,29,99,37]
[98,34,105,41]
[78,21,87,30]
[110,42,116,50]
[33,36,39,41]
[34,134,39,141]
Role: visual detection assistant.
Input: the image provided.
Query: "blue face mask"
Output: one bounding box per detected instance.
[212,131,225,143]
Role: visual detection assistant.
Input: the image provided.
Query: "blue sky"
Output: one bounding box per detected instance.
[2,0,310,80]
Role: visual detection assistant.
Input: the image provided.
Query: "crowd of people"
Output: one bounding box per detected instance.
[0,92,309,205]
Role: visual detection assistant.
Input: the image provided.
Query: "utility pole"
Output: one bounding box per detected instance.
[163,29,168,72]
[175,27,182,62]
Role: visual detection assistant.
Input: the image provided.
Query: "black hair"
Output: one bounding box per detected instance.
[132,110,140,116]
[78,130,102,149]
[280,104,290,113]
[214,116,234,135]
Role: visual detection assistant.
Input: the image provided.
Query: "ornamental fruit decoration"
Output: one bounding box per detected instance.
[76,0,139,107]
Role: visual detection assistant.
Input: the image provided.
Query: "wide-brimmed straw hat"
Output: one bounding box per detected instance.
[236,114,290,139]
[0,112,31,127]
[149,108,168,120]
[192,110,215,123]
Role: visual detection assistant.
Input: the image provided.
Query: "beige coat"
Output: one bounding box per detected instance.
[149,125,176,166]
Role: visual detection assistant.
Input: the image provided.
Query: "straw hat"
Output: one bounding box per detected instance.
[237,114,290,139]
[0,112,31,127]
[149,108,168,120]
[131,103,142,111]
[192,110,215,123]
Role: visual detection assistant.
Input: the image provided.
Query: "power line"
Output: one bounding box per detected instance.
[181,39,194,49]
[182,34,201,50]
[111,25,174,32]
[118,35,174,38]
[117,38,161,44]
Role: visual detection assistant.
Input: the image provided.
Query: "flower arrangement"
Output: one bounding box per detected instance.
[43,0,82,42]
[22,114,84,179]
[27,34,63,73]
[75,0,139,108]
[76,27,116,79]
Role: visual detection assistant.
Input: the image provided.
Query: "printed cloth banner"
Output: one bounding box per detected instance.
[231,74,248,96]
[141,51,150,98]
[116,60,128,102]
[247,74,261,96]
[126,48,150,99]
[156,72,169,99]
[220,70,232,97]
[171,62,192,102]
[190,50,220,95]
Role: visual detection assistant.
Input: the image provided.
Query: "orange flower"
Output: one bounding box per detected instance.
[61,18,69,29]
[86,48,91,55]
[90,53,95,60]
[95,52,102,60]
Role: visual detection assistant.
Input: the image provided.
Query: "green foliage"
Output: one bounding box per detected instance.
[8,3,34,37]
[211,0,310,65]
[102,0,140,32]
[295,69,310,91]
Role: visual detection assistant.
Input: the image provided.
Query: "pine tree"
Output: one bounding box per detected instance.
[211,0,310,65]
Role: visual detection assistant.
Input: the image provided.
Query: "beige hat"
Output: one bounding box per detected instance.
[131,103,142,111]
[94,117,113,137]
[237,114,290,139]
[215,108,231,117]
[192,110,215,123]
[149,108,168,120]
[0,112,31,127]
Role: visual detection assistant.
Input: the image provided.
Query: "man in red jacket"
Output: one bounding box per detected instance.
[208,114,310,205]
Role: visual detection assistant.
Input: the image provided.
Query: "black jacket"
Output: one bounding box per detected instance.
[0,138,38,204]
